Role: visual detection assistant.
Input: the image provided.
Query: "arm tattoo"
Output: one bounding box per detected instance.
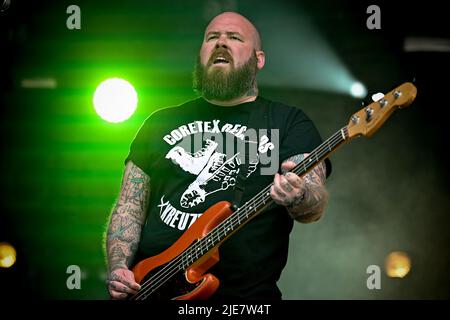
[282,154,328,223]
[119,163,150,208]
[106,161,150,272]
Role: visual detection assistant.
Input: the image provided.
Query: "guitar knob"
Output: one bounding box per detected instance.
[351,115,360,124]
[379,98,388,108]
[365,107,374,121]
[394,90,402,99]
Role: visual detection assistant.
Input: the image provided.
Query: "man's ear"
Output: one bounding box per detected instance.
[256,50,265,70]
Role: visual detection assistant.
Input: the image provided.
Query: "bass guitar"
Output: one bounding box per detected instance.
[129,82,417,300]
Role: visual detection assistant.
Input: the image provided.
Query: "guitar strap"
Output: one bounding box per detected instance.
[232,98,270,210]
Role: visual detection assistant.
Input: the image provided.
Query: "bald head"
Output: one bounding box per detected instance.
[205,12,262,50]
[196,11,266,104]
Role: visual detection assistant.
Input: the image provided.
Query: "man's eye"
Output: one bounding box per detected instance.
[207,35,218,40]
[230,36,241,41]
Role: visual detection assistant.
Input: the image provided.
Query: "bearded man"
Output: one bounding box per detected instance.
[105,11,331,300]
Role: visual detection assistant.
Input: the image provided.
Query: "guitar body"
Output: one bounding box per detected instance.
[132,201,234,300]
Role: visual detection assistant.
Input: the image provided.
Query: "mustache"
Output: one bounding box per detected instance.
[207,48,233,67]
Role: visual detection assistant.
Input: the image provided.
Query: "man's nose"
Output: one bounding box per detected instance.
[215,35,228,49]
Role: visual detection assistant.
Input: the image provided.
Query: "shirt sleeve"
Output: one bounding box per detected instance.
[280,108,332,178]
[124,115,154,176]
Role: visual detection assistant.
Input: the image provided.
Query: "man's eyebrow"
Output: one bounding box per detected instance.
[204,31,219,39]
[226,32,243,38]
[205,31,244,38]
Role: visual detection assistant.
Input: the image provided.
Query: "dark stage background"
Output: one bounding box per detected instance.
[0,0,449,299]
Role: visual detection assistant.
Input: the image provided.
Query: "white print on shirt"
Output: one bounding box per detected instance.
[165,139,218,175]
[258,135,275,153]
[157,120,277,229]
[163,120,248,145]
[158,196,202,230]
[166,138,259,208]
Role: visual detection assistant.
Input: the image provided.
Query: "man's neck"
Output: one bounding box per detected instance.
[205,87,259,107]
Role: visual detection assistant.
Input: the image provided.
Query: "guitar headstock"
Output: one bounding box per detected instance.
[347,82,417,138]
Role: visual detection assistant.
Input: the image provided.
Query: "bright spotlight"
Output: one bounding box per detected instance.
[0,242,17,268]
[93,78,138,123]
[385,251,411,278]
[350,82,367,98]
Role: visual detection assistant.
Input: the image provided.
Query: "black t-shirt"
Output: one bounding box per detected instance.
[125,96,331,299]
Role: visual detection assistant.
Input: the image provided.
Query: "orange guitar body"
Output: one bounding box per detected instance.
[132,201,233,300]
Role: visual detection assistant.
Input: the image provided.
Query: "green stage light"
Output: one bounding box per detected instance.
[93,78,138,123]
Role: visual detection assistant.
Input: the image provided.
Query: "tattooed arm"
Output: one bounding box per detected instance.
[270,153,328,223]
[105,160,150,299]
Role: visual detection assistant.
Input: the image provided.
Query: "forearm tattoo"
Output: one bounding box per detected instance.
[106,162,150,272]
[282,154,328,222]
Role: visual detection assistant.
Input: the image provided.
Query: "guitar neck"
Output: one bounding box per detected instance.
[177,126,350,269]
[231,126,349,224]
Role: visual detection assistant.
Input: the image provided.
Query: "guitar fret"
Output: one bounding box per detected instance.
[223,222,228,236]
[215,229,220,242]
[327,139,332,151]
[215,229,220,244]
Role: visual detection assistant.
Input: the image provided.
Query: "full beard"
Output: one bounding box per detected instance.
[193,52,258,101]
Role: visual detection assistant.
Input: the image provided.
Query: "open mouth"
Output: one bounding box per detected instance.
[213,56,230,65]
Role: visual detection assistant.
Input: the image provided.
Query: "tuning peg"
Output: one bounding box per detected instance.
[365,106,374,121]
